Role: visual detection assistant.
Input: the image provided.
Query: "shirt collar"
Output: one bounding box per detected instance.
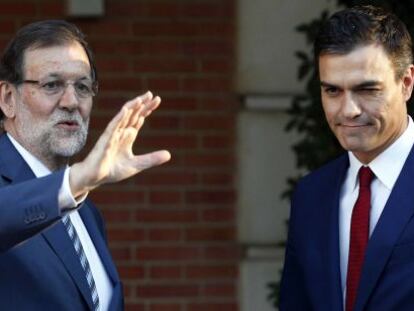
[347,115,414,191]
[7,133,51,178]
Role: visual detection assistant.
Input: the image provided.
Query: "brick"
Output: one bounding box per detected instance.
[181,3,224,18]
[137,135,197,149]
[106,1,146,17]
[136,209,198,223]
[99,77,144,92]
[147,77,180,92]
[0,2,36,16]
[150,266,182,279]
[125,304,145,311]
[185,227,235,242]
[182,77,232,92]
[101,209,132,222]
[202,207,234,222]
[96,57,130,73]
[201,173,233,185]
[108,228,146,242]
[109,246,132,261]
[89,21,132,37]
[182,41,233,55]
[0,20,15,34]
[204,246,241,261]
[134,58,197,73]
[118,265,145,279]
[187,303,237,311]
[136,171,197,186]
[183,115,233,130]
[201,59,233,73]
[160,96,197,111]
[150,304,181,311]
[147,2,179,17]
[90,40,143,55]
[186,265,237,279]
[202,135,232,149]
[132,21,233,37]
[186,190,235,204]
[203,283,236,297]
[149,191,182,205]
[148,115,180,129]
[198,96,238,111]
[148,228,182,241]
[136,246,200,261]
[39,2,65,16]
[136,284,199,298]
[91,190,145,205]
[182,155,233,167]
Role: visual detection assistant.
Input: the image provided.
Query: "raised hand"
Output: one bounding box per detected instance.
[69,91,171,198]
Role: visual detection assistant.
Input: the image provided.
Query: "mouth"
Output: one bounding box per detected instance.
[56,120,80,131]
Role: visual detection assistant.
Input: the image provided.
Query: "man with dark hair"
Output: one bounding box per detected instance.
[0,20,170,310]
[280,5,414,311]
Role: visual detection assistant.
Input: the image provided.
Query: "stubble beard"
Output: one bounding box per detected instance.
[17,107,89,170]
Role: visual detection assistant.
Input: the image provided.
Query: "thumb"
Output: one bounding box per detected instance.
[133,150,171,171]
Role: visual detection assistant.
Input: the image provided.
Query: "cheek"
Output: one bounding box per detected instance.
[79,101,93,120]
[20,91,55,116]
[322,101,337,123]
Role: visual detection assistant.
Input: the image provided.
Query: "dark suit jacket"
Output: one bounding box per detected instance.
[280,144,414,311]
[0,134,123,310]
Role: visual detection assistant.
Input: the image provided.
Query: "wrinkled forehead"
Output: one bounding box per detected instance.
[22,42,91,79]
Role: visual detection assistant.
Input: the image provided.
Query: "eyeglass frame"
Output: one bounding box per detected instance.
[15,77,99,99]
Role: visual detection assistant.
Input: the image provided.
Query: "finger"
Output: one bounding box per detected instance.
[142,96,161,118]
[129,95,161,130]
[125,91,154,128]
[133,150,171,171]
[130,96,161,131]
[118,105,135,130]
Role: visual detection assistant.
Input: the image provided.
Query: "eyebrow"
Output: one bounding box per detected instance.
[42,73,91,80]
[320,80,382,89]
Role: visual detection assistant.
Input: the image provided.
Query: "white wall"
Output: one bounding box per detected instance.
[236,1,339,310]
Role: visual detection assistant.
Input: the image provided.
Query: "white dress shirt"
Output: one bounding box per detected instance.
[8,134,113,311]
[339,116,414,301]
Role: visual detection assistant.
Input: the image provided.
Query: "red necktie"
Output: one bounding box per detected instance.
[346,166,374,311]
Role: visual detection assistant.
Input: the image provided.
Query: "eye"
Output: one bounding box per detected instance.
[74,81,92,95]
[359,87,380,94]
[41,80,64,92]
[323,86,340,97]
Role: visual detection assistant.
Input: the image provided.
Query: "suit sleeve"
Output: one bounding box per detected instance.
[0,170,65,252]
[279,183,311,310]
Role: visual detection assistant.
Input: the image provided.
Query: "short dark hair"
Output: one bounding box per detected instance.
[0,19,97,84]
[314,5,412,79]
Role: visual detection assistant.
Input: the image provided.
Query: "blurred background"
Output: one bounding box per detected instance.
[0,0,388,310]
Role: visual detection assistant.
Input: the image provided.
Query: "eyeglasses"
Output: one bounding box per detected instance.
[18,78,98,99]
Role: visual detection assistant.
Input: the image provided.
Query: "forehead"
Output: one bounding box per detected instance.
[318,44,396,85]
[22,42,91,78]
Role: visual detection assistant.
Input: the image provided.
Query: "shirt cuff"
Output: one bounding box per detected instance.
[59,166,88,212]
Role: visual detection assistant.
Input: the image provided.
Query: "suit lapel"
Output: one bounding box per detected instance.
[326,155,349,311]
[79,202,120,284]
[354,144,414,311]
[0,134,94,309]
[42,223,94,309]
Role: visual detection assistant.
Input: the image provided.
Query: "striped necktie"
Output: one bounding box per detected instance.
[62,215,100,310]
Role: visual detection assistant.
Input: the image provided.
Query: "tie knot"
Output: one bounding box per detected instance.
[359,166,374,188]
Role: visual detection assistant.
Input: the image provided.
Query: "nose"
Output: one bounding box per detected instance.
[58,83,79,111]
[341,92,361,119]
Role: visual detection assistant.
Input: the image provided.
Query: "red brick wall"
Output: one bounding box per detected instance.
[0,1,239,310]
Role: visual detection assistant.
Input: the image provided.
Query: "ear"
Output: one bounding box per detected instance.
[0,81,17,119]
[402,65,414,102]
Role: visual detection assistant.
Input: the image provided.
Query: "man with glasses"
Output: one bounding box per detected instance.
[0,20,170,310]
